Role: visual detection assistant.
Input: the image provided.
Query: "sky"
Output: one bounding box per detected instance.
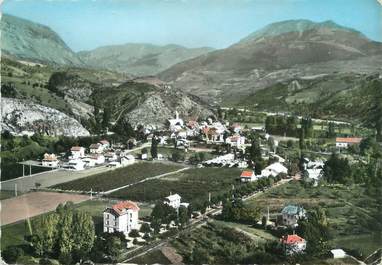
[2,0,382,52]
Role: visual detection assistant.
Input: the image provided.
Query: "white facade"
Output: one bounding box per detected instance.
[121,155,136,166]
[70,147,85,159]
[103,201,139,236]
[261,162,288,177]
[164,194,181,209]
[90,144,104,154]
[331,249,346,259]
[281,205,306,227]
[42,153,59,167]
[226,135,246,148]
[67,159,85,170]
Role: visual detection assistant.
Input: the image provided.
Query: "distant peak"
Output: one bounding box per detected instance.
[240,19,363,43]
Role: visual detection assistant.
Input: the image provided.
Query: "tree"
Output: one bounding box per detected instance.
[365,79,382,142]
[2,246,24,264]
[140,223,151,233]
[178,206,189,227]
[102,107,111,131]
[128,229,140,238]
[150,135,159,159]
[322,153,352,184]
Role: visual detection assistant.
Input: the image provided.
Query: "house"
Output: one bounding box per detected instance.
[203,127,224,143]
[89,143,103,154]
[82,157,96,167]
[164,194,181,209]
[281,205,306,227]
[104,152,118,162]
[70,146,85,159]
[336,137,362,148]
[121,155,135,166]
[305,160,324,185]
[240,170,257,182]
[42,153,59,167]
[281,234,307,255]
[66,159,85,170]
[91,154,105,165]
[103,201,140,236]
[261,162,288,177]
[99,139,110,149]
[330,249,346,259]
[230,123,242,133]
[226,135,246,148]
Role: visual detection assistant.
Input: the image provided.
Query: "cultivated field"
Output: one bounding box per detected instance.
[0,191,89,226]
[109,167,242,205]
[51,162,184,192]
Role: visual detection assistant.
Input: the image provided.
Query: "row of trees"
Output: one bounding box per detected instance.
[221,198,261,223]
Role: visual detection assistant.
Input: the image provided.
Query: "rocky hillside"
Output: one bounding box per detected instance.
[159,19,382,105]
[1,97,90,137]
[1,14,83,66]
[78,43,214,76]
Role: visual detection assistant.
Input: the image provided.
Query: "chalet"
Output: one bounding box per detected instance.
[261,162,288,177]
[103,201,140,236]
[89,143,103,154]
[240,170,256,182]
[336,137,362,149]
[70,146,85,159]
[281,234,306,255]
[42,153,59,167]
[281,205,306,227]
[164,194,181,209]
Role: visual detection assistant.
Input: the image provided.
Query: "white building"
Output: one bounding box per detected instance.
[281,234,307,255]
[99,139,110,149]
[70,146,85,159]
[335,137,362,149]
[42,153,59,167]
[281,205,306,227]
[89,143,104,154]
[226,135,246,148]
[168,111,184,131]
[305,160,324,185]
[330,249,346,259]
[103,201,140,236]
[121,155,135,166]
[82,157,96,167]
[66,159,85,170]
[240,170,257,182]
[261,162,288,177]
[164,194,181,209]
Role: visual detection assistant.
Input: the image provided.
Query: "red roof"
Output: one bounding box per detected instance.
[281,234,305,245]
[336,137,362,144]
[71,146,83,151]
[100,140,109,145]
[112,201,140,215]
[241,170,254,178]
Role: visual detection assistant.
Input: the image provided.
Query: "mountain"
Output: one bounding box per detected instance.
[78,43,214,76]
[159,19,382,105]
[1,97,90,137]
[1,14,83,66]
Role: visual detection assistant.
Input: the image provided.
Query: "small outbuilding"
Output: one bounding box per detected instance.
[330,249,346,259]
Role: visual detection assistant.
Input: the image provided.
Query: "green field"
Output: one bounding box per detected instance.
[128,249,170,264]
[51,162,184,192]
[245,180,382,257]
[109,167,242,205]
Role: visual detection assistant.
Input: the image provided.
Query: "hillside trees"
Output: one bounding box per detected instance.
[322,153,352,184]
[365,79,382,142]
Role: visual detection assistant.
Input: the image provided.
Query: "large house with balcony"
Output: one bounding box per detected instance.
[103,201,140,236]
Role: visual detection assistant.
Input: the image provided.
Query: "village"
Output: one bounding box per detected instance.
[2,107,380,265]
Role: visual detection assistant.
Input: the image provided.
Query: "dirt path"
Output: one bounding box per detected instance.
[1,191,90,225]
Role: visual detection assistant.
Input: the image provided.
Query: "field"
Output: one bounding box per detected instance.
[109,167,242,205]
[51,162,184,192]
[245,180,382,257]
[128,249,171,264]
[0,191,90,226]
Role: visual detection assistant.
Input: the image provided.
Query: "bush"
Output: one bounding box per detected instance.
[128,229,140,238]
[140,223,151,233]
[2,246,24,264]
[132,238,138,245]
[39,257,53,265]
[58,253,73,265]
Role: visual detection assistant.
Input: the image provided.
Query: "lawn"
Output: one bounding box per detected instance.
[245,180,382,257]
[128,249,170,264]
[51,162,184,192]
[109,167,242,206]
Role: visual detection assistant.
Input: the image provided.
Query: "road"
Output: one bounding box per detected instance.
[1,143,152,193]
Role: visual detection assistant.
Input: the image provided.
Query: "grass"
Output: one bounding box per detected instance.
[109,167,242,205]
[245,180,382,257]
[128,249,170,264]
[51,162,184,192]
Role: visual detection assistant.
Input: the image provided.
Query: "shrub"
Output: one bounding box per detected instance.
[58,253,73,265]
[2,246,24,264]
[128,229,140,238]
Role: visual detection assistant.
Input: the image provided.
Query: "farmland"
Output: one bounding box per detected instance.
[109,167,242,206]
[245,180,382,257]
[51,162,184,192]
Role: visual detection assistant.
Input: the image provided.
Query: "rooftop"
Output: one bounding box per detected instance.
[281,234,305,245]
